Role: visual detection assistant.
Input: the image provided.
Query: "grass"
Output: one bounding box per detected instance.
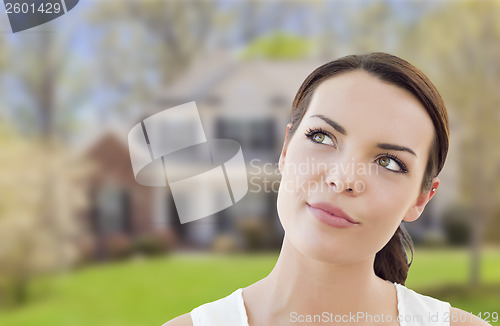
[0,248,498,326]
[407,247,500,321]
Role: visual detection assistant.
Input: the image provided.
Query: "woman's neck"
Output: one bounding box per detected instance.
[243,236,397,325]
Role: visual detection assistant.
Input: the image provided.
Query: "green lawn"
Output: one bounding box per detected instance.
[0,248,498,326]
[407,247,500,322]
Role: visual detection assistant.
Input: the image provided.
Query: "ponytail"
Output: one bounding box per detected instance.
[374,226,413,285]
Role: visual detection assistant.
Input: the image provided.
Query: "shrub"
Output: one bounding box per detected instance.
[132,230,175,256]
[442,205,472,246]
[104,234,132,259]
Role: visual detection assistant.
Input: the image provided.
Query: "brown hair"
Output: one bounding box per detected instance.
[288,52,449,285]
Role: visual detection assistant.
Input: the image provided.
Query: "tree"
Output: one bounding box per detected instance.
[241,32,314,60]
[0,123,90,307]
[399,0,500,285]
[0,9,91,308]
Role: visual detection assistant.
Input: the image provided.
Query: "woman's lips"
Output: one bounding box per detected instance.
[306,202,359,228]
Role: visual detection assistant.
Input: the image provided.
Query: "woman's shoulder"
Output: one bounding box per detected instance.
[162,313,193,326]
[395,283,450,312]
[396,284,491,325]
[162,288,246,326]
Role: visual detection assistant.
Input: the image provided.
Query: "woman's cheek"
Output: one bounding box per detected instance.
[371,176,423,241]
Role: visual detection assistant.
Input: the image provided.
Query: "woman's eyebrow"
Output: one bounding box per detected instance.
[310,114,346,135]
[309,114,417,157]
[377,143,417,157]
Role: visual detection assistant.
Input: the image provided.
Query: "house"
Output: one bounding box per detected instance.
[80,53,322,256]
[153,53,323,249]
[81,131,174,259]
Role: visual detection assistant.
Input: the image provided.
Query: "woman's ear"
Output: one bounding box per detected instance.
[278,123,293,174]
[403,177,440,222]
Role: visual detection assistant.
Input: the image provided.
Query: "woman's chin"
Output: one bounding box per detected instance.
[286,230,364,265]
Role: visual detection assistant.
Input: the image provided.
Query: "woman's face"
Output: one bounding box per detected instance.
[277,70,437,264]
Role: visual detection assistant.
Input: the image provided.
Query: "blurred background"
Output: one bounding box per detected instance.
[0,0,499,325]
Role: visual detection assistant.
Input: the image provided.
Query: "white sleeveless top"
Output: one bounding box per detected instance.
[190,283,450,326]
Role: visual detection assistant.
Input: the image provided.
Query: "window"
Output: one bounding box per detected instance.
[95,187,130,234]
[215,118,276,151]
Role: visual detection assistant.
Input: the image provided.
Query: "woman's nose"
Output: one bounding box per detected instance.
[324,157,365,195]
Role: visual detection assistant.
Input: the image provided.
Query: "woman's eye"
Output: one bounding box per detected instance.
[377,156,406,173]
[311,132,334,146]
[305,128,337,147]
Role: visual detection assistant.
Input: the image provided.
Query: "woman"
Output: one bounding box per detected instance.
[165,53,490,326]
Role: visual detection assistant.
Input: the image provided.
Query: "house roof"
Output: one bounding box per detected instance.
[159,52,323,108]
